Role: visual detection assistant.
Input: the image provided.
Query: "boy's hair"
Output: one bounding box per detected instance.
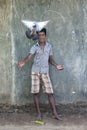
[39,28,46,35]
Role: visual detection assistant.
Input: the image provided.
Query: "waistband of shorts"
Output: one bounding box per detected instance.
[31,72,49,75]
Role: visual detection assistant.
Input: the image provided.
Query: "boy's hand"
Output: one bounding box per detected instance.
[56,64,64,70]
[18,61,25,69]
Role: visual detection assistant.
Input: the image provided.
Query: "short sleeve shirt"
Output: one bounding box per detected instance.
[29,42,53,73]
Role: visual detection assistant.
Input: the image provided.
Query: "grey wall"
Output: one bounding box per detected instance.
[0,0,12,104]
[0,0,87,104]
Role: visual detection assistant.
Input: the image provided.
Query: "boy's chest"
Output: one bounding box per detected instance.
[35,46,50,56]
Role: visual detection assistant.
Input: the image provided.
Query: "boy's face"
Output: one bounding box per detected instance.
[38,32,46,43]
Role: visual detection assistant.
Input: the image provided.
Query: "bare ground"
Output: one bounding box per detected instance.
[0,103,87,130]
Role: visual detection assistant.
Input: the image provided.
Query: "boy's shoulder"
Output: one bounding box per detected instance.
[31,42,52,48]
[31,42,38,48]
[46,42,52,47]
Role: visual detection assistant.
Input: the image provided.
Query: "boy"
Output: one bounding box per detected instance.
[18,28,64,120]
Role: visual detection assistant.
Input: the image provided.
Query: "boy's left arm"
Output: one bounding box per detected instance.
[49,55,64,70]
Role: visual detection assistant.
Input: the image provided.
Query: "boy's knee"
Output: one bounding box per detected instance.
[47,93,54,97]
[33,93,39,96]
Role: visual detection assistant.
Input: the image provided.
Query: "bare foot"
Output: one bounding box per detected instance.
[52,114,62,120]
[36,114,42,121]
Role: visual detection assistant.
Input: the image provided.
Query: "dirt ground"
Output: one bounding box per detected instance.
[0,103,87,130]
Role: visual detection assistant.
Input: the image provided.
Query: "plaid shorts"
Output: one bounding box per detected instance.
[31,72,53,94]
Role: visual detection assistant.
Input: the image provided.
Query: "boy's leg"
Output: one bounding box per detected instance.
[34,93,42,120]
[48,93,62,120]
[41,74,62,120]
[31,73,42,120]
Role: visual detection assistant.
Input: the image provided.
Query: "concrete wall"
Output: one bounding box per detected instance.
[0,0,87,104]
[0,0,12,104]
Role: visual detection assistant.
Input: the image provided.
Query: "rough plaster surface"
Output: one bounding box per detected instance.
[0,0,87,104]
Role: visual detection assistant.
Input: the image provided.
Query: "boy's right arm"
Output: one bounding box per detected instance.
[18,53,32,69]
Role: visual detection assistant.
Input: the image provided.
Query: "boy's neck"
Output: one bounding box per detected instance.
[39,41,46,46]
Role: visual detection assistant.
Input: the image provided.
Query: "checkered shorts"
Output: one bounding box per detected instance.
[31,72,53,94]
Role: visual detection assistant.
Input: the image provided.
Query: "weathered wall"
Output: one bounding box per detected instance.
[0,0,87,104]
[0,0,12,104]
